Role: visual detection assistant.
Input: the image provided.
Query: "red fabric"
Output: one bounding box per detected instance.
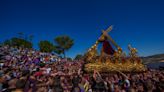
[103,40,115,55]
[121,57,126,63]
[34,71,43,76]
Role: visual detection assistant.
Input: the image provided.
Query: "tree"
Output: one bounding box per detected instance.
[2,32,33,48]
[11,37,32,48]
[3,37,32,48]
[18,32,34,42]
[54,46,63,55]
[39,40,54,53]
[54,35,74,58]
[0,42,2,47]
[67,57,72,61]
[3,39,11,46]
[74,54,83,60]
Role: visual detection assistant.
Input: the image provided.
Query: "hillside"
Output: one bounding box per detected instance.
[142,54,164,64]
[142,54,164,69]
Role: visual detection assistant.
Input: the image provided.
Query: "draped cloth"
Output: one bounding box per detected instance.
[102,40,115,55]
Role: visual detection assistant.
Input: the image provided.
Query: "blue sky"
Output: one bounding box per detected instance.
[0,0,164,58]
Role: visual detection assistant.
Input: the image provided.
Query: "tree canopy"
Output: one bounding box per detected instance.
[74,54,83,60]
[3,32,33,48]
[39,40,54,53]
[54,35,74,58]
[3,37,33,48]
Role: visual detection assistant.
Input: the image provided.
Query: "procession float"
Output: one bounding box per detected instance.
[84,25,146,73]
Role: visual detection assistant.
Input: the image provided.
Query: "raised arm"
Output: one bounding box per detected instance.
[116,70,128,79]
[96,70,102,79]
[78,68,81,75]
[93,70,97,80]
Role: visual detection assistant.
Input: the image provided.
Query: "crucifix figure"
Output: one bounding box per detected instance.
[98,25,120,62]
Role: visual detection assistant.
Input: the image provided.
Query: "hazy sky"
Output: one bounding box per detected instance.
[0,0,164,58]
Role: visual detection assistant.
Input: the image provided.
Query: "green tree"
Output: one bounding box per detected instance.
[39,40,54,53]
[74,54,83,60]
[3,37,32,48]
[54,35,74,58]
[67,57,72,61]
[54,46,63,55]
[11,37,32,48]
[2,32,33,48]
[3,39,11,46]
[0,42,2,47]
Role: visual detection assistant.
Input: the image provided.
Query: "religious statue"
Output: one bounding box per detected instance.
[84,25,146,73]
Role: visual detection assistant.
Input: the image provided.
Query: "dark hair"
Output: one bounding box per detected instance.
[22,70,30,76]
[16,79,26,89]
[36,68,40,72]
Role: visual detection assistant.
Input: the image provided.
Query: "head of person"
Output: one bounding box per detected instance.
[15,79,26,89]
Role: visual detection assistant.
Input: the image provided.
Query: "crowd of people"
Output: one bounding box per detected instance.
[0,45,164,92]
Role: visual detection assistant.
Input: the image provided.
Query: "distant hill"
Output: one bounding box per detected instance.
[142,54,164,64]
[142,54,164,69]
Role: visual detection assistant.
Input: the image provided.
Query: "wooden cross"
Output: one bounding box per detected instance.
[99,25,120,48]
